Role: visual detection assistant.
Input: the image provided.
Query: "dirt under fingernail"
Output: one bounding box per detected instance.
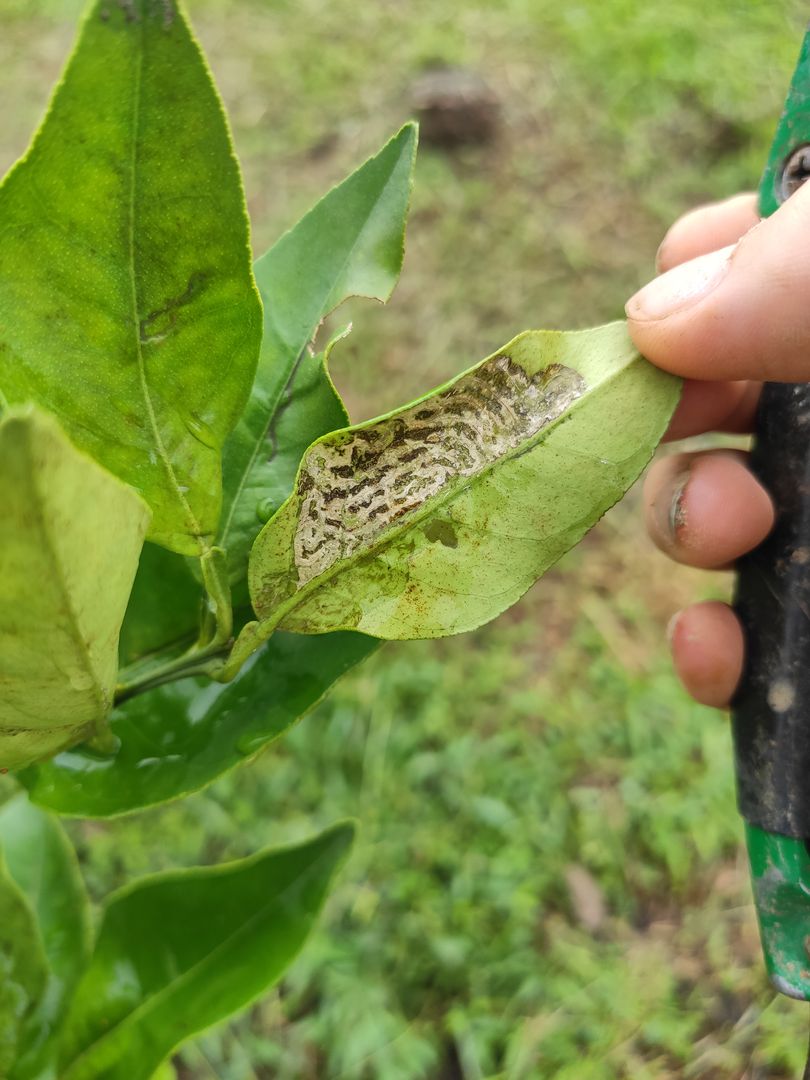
[668,471,690,541]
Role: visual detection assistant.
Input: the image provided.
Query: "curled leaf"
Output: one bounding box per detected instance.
[240,322,679,646]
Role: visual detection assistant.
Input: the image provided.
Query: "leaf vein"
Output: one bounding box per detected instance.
[127,22,206,556]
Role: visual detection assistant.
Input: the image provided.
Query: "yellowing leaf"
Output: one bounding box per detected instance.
[0,408,150,769]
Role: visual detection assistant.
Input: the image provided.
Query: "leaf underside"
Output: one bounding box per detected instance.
[245,322,681,642]
[0,0,261,555]
[0,407,150,770]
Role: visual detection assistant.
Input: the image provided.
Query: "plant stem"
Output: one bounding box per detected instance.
[115,640,230,705]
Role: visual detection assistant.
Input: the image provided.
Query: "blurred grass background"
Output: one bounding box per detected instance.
[2,0,809,1076]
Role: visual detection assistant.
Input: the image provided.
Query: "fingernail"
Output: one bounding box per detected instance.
[655,466,691,547]
[654,234,671,274]
[669,471,689,539]
[666,610,683,646]
[626,243,735,321]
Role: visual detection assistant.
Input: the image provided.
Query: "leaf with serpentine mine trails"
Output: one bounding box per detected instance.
[0,408,150,771]
[235,322,679,651]
[0,0,262,555]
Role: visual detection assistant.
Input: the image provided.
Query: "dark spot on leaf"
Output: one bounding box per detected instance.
[139,271,209,345]
[424,519,458,548]
[117,0,138,22]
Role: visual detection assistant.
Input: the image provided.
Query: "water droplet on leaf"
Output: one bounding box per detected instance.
[235,733,271,757]
[256,497,277,523]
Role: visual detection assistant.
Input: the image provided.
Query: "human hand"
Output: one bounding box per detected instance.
[626,186,810,709]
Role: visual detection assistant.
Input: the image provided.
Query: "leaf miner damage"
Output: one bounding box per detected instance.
[237,321,681,647]
[293,356,585,585]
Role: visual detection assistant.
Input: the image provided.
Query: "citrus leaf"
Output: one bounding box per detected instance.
[0,797,91,1080]
[0,854,48,1078]
[218,123,417,585]
[237,322,679,650]
[116,126,415,653]
[19,631,377,817]
[0,407,150,771]
[57,824,355,1080]
[249,343,349,539]
[118,543,201,668]
[150,1064,177,1080]
[0,0,262,555]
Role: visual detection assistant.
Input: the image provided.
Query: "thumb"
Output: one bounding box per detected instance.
[626,180,810,382]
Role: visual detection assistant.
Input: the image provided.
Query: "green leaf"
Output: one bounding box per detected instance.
[0,854,48,1078]
[0,797,91,1080]
[19,631,377,817]
[237,322,680,650]
[57,823,355,1080]
[251,343,349,540]
[116,126,416,653]
[0,407,150,771]
[118,543,202,668]
[241,340,351,575]
[218,123,417,584]
[149,1064,176,1080]
[0,0,262,555]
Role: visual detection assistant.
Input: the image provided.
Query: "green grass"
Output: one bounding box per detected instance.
[3,0,810,1076]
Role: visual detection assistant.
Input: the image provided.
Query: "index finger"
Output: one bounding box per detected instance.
[656,194,759,273]
[640,194,762,440]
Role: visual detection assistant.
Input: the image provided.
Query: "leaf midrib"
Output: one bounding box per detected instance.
[127,18,206,556]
